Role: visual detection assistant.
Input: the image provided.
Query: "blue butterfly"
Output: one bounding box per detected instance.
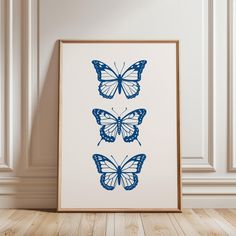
[92,108,147,146]
[92,60,147,99]
[93,154,146,191]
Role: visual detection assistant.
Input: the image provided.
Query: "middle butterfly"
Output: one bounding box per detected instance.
[92,60,147,99]
[92,108,147,146]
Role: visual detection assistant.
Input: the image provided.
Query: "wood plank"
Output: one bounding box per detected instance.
[58,213,82,236]
[181,209,227,236]
[30,211,64,235]
[125,213,145,236]
[205,209,236,235]
[0,209,16,230]
[141,213,178,235]
[193,209,227,235]
[24,211,50,235]
[168,214,185,235]
[216,209,236,228]
[93,213,106,236]
[114,213,125,236]
[0,210,38,236]
[0,209,235,235]
[114,213,145,236]
[230,209,236,216]
[173,211,200,236]
[106,213,115,236]
[78,213,96,235]
[0,209,16,220]
[182,209,209,235]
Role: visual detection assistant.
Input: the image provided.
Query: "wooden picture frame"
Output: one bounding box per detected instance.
[58,40,181,212]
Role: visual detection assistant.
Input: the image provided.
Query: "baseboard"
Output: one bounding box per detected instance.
[183,195,236,208]
[1,196,236,209]
[1,177,236,208]
[0,196,57,209]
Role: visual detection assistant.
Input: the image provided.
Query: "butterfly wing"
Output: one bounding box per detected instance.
[92,109,118,144]
[121,60,147,99]
[120,154,146,190]
[92,60,119,99]
[93,154,118,190]
[120,109,147,144]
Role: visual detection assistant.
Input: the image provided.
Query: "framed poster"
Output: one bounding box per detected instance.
[58,40,181,212]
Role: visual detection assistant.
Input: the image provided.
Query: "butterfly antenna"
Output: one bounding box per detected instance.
[97,138,103,146]
[136,138,142,146]
[111,107,119,116]
[119,107,127,117]
[111,155,119,166]
[114,62,119,74]
[120,155,129,166]
[120,62,125,75]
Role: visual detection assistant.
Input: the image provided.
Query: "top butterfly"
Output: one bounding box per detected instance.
[92,60,147,99]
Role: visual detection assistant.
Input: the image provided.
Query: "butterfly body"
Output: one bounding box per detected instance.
[92,108,147,146]
[92,60,147,99]
[116,117,122,135]
[117,75,123,94]
[93,154,146,190]
[116,166,122,185]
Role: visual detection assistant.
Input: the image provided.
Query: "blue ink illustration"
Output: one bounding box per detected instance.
[92,108,147,146]
[93,154,146,191]
[92,60,147,99]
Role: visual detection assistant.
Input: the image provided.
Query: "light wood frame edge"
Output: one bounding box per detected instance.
[57,40,182,213]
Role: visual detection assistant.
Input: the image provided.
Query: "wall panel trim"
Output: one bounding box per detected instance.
[0,0,13,171]
[22,0,56,175]
[182,0,215,172]
[228,0,236,172]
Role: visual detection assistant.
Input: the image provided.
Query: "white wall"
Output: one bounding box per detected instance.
[0,0,235,208]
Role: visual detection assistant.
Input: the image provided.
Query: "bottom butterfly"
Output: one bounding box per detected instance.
[93,153,146,191]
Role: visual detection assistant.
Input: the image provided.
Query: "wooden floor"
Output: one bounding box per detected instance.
[0,209,236,235]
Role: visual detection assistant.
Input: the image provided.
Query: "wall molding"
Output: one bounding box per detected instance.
[0,177,236,208]
[183,177,236,207]
[22,0,56,175]
[228,0,236,172]
[0,177,56,208]
[0,0,13,171]
[182,0,215,172]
